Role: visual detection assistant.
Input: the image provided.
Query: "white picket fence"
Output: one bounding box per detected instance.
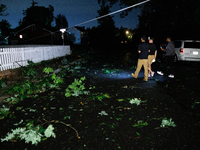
[0,45,71,71]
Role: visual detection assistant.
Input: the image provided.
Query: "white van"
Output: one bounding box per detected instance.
[174,40,200,62]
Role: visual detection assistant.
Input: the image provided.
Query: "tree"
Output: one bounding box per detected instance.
[100,0,200,40]
[136,0,200,40]
[96,0,116,45]
[55,14,68,29]
[195,6,200,27]
[116,26,127,43]
[31,0,38,7]
[0,4,8,16]
[97,0,141,17]
[18,19,23,26]
[0,19,11,36]
[21,1,54,27]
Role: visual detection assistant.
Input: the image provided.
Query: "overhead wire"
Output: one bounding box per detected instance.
[73,0,150,27]
[19,0,150,44]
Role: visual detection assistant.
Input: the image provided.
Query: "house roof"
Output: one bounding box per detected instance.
[15,24,35,34]
[74,26,85,32]
[43,28,53,33]
[14,24,54,34]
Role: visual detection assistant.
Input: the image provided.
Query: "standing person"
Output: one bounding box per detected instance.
[132,35,150,81]
[157,37,175,78]
[148,37,157,78]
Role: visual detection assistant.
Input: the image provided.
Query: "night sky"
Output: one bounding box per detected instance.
[0,0,140,29]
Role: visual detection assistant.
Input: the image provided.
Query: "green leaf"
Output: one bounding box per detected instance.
[44,124,56,138]
[136,132,140,136]
[117,99,124,102]
[42,138,47,141]
[43,67,53,74]
[116,118,122,121]
[100,122,106,125]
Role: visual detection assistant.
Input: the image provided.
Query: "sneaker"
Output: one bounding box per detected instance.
[168,74,174,78]
[151,72,155,77]
[131,73,137,78]
[148,74,151,78]
[157,71,164,76]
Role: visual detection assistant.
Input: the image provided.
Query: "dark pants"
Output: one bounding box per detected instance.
[162,55,175,75]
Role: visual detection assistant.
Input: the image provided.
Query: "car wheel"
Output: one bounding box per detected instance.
[174,54,178,63]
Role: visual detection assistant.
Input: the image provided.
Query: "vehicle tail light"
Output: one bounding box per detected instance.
[180,48,184,54]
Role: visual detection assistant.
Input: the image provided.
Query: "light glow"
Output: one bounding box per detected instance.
[60,29,66,33]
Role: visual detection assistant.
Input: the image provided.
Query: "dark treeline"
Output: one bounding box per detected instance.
[97,0,200,44]
[136,0,200,43]
[88,0,200,50]
[1,0,200,46]
[0,1,68,36]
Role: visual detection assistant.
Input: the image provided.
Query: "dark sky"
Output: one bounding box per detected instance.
[0,0,140,29]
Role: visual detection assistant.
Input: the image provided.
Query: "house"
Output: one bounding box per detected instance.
[66,26,89,45]
[9,24,57,45]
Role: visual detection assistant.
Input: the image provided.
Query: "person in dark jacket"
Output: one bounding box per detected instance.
[132,35,150,81]
[157,37,175,78]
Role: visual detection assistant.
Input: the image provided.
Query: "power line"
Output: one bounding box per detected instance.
[19,0,150,43]
[73,0,150,27]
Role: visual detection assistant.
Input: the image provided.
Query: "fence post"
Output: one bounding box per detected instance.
[22,47,25,66]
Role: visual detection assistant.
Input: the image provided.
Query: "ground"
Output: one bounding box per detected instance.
[0,51,200,150]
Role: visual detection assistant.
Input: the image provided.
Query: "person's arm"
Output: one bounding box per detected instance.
[138,44,141,53]
[154,50,157,59]
[160,44,166,51]
[154,45,157,59]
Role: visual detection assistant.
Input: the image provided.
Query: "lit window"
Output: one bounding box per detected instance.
[19,35,23,39]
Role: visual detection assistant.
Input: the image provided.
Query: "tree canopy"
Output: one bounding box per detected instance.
[0,19,11,37]
[136,0,200,40]
[96,0,116,44]
[55,14,68,29]
[98,0,200,40]
[0,4,8,16]
[98,0,142,17]
[21,1,54,27]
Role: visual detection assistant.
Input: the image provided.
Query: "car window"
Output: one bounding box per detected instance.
[174,41,182,48]
[184,42,200,48]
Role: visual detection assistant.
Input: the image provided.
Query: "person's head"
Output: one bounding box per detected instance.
[166,37,171,42]
[141,35,146,42]
[149,37,154,43]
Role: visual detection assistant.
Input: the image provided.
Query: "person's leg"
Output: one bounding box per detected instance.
[148,55,151,75]
[162,57,168,72]
[168,55,175,77]
[132,59,142,78]
[159,56,170,75]
[157,56,165,75]
[148,67,152,75]
[143,59,148,81]
[148,55,154,75]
